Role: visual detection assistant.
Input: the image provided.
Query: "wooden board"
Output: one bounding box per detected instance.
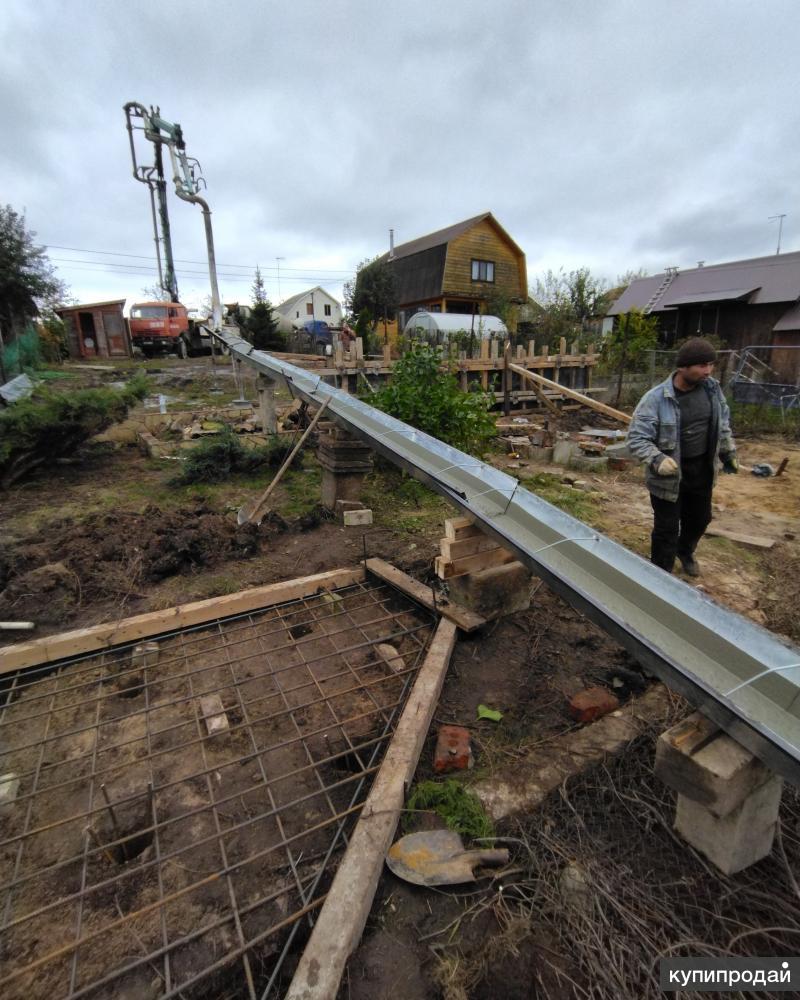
[285,618,459,1000]
[706,526,776,549]
[443,516,479,541]
[440,533,501,562]
[435,547,517,580]
[508,363,631,424]
[364,558,486,632]
[1,566,366,673]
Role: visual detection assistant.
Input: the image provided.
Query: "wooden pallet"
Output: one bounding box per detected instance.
[434,517,520,579]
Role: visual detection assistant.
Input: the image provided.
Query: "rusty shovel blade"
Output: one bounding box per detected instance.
[385,830,509,886]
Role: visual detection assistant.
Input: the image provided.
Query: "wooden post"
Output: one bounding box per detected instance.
[527,339,535,364]
[503,340,511,417]
[480,337,489,390]
[256,374,277,434]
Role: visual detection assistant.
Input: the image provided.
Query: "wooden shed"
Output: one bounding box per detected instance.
[57,300,130,359]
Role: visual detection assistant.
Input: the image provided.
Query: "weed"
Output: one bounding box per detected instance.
[730,400,800,440]
[172,431,294,485]
[405,779,494,842]
[520,472,598,522]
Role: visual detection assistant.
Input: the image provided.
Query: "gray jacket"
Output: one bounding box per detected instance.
[627,373,735,501]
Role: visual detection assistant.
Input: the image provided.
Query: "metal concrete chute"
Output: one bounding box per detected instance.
[215,329,800,785]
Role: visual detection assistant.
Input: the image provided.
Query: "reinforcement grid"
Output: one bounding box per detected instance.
[0,578,435,1000]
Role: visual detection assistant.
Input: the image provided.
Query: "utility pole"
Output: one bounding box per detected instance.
[769,214,787,255]
[275,257,284,302]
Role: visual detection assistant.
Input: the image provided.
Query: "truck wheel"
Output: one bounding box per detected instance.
[177,338,188,359]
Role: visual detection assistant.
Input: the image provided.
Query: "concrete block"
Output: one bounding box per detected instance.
[199,694,230,735]
[131,641,159,669]
[334,499,364,522]
[343,508,373,527]
[605,441,633,460]
[655,713,774,817]
[552,439,577,465]
[674,774,782,874]
[374,643,405,673]
[0,773,20,814]
[529,446,554,462]
[569,686,620,723]
[446,561,532,620]
[434,725,473,773]
[568,454,608,473]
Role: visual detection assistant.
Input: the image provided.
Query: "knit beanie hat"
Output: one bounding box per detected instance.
[676,337,717,367]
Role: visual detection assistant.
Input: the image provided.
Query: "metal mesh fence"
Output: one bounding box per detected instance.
[0,326,40,382]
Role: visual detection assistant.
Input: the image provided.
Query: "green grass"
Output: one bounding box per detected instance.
[405,779,494,842]
[730,401,800,440]
[520,471,599,522]
[280,466,323,517]
[362,466,450,535]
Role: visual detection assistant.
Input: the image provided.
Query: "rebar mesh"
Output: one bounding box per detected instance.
[0,578,435,999]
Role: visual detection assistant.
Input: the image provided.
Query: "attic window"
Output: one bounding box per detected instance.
[306,303,314,315]
[324,304,332,316]
[471,259,495,282]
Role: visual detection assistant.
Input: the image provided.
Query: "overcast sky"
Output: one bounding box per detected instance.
[3,0,799,312]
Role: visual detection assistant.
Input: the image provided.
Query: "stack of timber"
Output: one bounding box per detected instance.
[435,517,520,579]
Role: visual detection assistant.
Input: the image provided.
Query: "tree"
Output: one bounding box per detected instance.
[139,283,172,302]
[252,265,267,306]
[346,256,396,324]
[601,308,659,406]
[0,205,65,340]
[531,266,610,343]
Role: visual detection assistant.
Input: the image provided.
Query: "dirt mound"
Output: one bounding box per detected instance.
[0,505,261,624]
[0,561,80,624]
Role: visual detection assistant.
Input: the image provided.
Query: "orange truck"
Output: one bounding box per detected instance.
[128,302,211,358]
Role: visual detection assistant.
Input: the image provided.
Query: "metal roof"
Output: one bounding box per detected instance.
[774,303,800,332]
[379,212,525,263]
[664,287,759,307]
[608,251,800,315]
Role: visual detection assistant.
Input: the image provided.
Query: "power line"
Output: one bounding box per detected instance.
[49,258,347,285]
[43,242,355,275]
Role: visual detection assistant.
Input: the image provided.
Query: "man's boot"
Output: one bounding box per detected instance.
[678,552,700,577]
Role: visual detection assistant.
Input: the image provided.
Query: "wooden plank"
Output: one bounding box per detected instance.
[705,526,775,549]
[440,533,501,562]
[364,558,486,632]
[508,363,631,424]
[435,546,517,580]
[285,617,459,1000]
[443,516,479,540]
[1,566,367,673]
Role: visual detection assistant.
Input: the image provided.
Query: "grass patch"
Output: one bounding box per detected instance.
[171,431,294,485]
[280,466,322,517]
[730,400,800,440]
[362,464,450,536]
[520,472,599,522]
[406,779,494,842]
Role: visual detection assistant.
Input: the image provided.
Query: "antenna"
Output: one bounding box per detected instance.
[769,214,787,255]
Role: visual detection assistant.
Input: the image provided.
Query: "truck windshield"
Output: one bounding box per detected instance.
[131,306,168,319]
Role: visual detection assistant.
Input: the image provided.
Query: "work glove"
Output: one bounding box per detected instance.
[655,455,678,476]
[720,452,739,474]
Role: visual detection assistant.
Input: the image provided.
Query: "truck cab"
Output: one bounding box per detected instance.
[129,302,190,357]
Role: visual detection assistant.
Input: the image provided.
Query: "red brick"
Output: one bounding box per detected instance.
[569,687,620,724]
[434,725,473,772]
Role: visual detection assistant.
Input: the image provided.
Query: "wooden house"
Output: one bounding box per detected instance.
[607,253,800,364]
[56,300,130,359]
[380,213,528,332]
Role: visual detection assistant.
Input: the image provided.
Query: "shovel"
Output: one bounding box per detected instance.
[386,830,509,886]
[237,397,330,526]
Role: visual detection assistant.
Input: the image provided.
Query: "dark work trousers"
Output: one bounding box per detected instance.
[649,456,714,572]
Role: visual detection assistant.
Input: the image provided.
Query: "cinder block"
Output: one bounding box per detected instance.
[656,712,774,817]
[674,774,782,874]
[552,439,577,465]
[569,686,620,724]
[446,561,532,620]
[568,454,608,473]
[343,508,373,527]
[434,725,473,773]
[334,499,364,522]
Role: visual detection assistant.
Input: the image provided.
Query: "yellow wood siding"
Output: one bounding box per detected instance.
[442,220,526,302]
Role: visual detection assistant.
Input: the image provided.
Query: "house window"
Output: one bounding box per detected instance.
[324,304,332,316]
[295,311,300,318]
[471,259,495,282]
[306,303,314,315]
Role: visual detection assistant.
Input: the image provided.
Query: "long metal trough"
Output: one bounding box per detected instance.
[218,331,800,785]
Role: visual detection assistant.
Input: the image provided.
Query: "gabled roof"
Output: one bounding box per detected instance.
[380,212,525,263]
[274,286,340,314]
[608,251,800,316]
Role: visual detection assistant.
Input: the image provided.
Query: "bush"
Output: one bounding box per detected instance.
[173,430,295,484]
[0,373,149,487]
[371,343,495,455]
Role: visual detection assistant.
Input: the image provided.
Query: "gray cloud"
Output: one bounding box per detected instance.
[2,0,799,308]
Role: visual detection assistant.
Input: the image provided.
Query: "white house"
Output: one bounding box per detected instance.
[273,286,342,333]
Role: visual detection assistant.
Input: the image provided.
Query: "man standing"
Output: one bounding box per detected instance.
[627,337,738,576]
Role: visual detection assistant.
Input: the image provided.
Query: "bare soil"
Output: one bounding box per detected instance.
[3,364,800,999]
